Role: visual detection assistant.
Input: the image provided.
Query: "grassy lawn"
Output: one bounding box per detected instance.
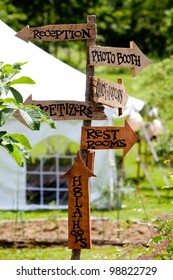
[0,246,122,260]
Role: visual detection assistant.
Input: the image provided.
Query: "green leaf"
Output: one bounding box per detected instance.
[0,131,7,138]
[41,114,56,129]
[8,76,36,86]
[38,109,56,129]
[0,108,14,126]
[18,105,56,130]
[0,133,32,167]
[19,107,40,130]
[0,64,19,79]
[0,131,7,144]
[3,143,24,167]
[0,85,10,95]
[169,240,173,249]
[9,87,23,103]
[2,97,18,106]
[13,62,27,70]
[8,134,32,150]
[150,235,163,243]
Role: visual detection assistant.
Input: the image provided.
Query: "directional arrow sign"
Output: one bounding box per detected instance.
[81,121,139,156]
[88,41,151,76]
[13,95,107,124]
[61,151,96,249]
[15,23,96,43]
[89,77,128,108]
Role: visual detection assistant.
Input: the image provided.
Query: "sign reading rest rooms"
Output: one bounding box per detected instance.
[81,122,139,156]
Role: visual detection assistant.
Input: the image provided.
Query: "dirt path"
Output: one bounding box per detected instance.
[0,218,158,248]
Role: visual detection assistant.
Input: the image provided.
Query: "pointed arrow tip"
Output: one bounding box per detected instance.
[123,121,139,156]
[130,41,152,77]
[60,151,96,179]
[24,94,33,105]
[15,25,30,43]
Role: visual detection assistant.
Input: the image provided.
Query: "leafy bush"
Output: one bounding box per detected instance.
[137,214,173,260]
[0,62,55,166]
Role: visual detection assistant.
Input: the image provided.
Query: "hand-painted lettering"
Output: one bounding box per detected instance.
[85,128,119,140]
[91,49,141,67]
[81,127,127,151]
[36,102,93,119]
[33,28,92,40]
[72,219,80,229]
[75,197,82,208]
[96,81,123,104]
[72,207,82,217]
[72,176,82,187]
[69,174,88,248]
[117,52,141,66]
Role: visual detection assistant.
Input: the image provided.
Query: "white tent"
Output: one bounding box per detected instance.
[0,20,144,210]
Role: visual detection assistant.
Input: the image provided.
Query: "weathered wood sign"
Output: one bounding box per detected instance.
[61,151,96,249]
[15,23,96,43]
[88,41,151,76]
[81,121,139,156]
[13,95,107,123]
[89,77,128,108]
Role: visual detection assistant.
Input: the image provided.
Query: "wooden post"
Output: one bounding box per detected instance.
[118,79,123,116]
[71,15,96,260]
[136,140,141,193]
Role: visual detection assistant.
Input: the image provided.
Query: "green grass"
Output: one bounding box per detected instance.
[0,246,123,260]
[0,186,172,224]
[0,210,65,221]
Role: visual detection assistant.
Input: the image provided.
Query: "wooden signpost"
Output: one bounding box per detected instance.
[89,77,128,108]
[88,41,151,76]
[16,15,151,259]
[81,121,139,156]
[61,151,95,249]
[13,95,107,123]
[15,23,96,42]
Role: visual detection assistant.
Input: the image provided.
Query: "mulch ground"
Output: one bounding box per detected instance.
[0,217,159,248]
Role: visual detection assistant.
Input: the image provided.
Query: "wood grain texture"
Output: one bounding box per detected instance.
[81,121,139,156]
[88,42,151,76]
[12,95,107,122]
[16,23,96,42]
[89,77,128,108]
[61,151,96,249]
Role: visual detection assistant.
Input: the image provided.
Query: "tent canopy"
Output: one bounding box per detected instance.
[0,20,115,210]
[0,19,86,101]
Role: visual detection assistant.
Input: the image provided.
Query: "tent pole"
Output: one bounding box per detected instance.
[142,122,170,187]
[71,14,96,260]
[136,140,142,192]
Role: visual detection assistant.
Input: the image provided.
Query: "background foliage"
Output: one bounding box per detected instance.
[1,0,173,58]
